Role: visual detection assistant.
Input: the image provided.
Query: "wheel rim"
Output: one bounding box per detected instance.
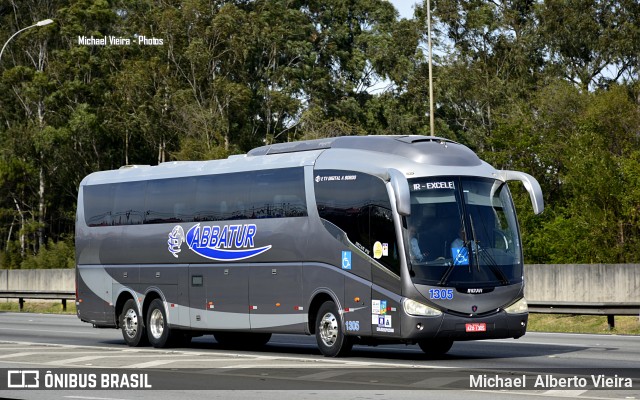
[149,308,164,339]
[318,311,338,347]
[123,308,139,338]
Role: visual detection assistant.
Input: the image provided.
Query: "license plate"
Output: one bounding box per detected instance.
[465,323,486,332]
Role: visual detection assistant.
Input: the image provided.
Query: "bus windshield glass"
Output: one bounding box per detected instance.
[406,177,522,287]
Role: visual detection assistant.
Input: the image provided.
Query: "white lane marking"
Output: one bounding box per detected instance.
[541,389,589,397]
[480,338,592,348]
[48,355,106,365]
[220,363,356,370]
[0,351,119,356]
[122,359,176,369]
[471,389,623,400]
[121,358,241,368]
[0,352,37,359]
[296,370,351,380]
[0,327,99,335]
[411,376,464,388]
[65,397,129,400]
[0,339,450,369]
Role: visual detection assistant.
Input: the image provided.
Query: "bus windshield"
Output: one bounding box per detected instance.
[405,177,522,287]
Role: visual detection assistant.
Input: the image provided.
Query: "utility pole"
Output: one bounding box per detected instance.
[427,0,435,136]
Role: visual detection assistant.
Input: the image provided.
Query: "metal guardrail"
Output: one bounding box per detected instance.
[528,300,640,329]
[0,290,74,311]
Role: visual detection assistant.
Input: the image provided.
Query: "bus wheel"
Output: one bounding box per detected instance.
[418,339,453,357]
[315,301,353,357]
[120,299,148,347]
[146,299,173,348]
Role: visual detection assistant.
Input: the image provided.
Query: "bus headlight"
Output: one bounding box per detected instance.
[403,299,442,316]
[504,297,528,314]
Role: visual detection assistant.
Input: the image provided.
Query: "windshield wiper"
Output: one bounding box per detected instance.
[469,215,482,272]
[478,248,510,285]
[437,260,456,286]
[438,235,470,286]
[470,214,510,285]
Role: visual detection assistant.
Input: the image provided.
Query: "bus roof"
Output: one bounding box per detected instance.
[248,135,481,166]
[81,135,494,186]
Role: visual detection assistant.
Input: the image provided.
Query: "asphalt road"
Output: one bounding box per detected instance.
[0,312,638,400]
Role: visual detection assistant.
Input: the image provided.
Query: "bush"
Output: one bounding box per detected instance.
[20,240,75,269]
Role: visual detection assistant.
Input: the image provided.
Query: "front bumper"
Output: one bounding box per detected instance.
[401,310,528,341]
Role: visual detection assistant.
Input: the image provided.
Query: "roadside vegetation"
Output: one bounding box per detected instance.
[0,301,76,315]
[527,314,640,335]
[1,1,639,269]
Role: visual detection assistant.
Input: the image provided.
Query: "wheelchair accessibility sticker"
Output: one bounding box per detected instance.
[452,247,469,266]
[342,251,352,270]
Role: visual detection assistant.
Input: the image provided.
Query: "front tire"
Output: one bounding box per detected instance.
[418,339,453,357]
[315,301,353,357]
[120,299,148,347]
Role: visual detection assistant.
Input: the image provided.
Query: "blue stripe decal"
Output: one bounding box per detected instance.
[187,243,272,261]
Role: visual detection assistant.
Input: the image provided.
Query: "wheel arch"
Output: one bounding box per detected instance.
[142,287,166,325]
[114,290,136,328]
[307,289,341,335]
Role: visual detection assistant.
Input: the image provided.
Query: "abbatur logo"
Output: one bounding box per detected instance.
[168,223,271,261]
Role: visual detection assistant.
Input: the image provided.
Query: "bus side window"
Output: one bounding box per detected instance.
[219,201,228,220]
[315,170,400,277]
[84,184,115,227]
[274,195,302,218]
[113,181,146,225]
[370,205,400,276]
[145,177,195,224]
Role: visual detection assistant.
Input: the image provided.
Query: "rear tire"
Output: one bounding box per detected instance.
[315,301,353,357]
[418,339,453,357]
[146,299,174,348]
[119,299,148,347]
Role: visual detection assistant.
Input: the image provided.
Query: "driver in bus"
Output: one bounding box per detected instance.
[409,225,429,261]
[451,226,478,261]
[451,226,465,249]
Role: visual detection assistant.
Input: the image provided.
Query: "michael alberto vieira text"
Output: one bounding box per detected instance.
[470,374,633,389]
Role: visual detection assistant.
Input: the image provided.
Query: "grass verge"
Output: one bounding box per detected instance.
[528,313,640,335]
[0,300,76,315]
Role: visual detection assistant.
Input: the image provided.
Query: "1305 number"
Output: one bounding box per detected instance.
[429,288,454,300]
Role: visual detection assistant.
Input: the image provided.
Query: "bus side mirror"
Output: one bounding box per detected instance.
[389,169,411,216]
[498,170,544,215]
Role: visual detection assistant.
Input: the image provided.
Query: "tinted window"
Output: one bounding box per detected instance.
[84,184,115,227]
[315,170,399,275]
[252,168,307,218]
[112,181,146,225]
[194,173,249,221]
[145,178,196,224]
[370,204,400,275]
[83,167,306,226]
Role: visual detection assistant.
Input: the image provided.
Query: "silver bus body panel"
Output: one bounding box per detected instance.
[76,136,540,343]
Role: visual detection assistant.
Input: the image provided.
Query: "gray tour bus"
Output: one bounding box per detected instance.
[75,135,543,357]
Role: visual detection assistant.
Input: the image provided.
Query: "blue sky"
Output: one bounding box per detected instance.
[389,0,420,19]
